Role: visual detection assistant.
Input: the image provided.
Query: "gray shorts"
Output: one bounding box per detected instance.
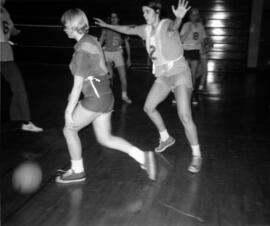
[155,69,193,91]
[104,49,125,67]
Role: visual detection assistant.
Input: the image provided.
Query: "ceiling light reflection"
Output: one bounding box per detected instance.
[212,4,226,11]
[211,36,226,42]
[209,20,225,27]
[207,72,215,83]
[211,12,228,20]
[212,28,225,35]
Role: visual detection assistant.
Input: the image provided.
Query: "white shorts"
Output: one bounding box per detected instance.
[104,49,125,67]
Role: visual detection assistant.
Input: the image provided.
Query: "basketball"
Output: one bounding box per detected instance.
[12,161,42,194]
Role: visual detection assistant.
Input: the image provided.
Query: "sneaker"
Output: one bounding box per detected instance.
[56,169,86,184]
[172,99,177,105]
[141,151,156,180]
[22,122,43,132]
[188,156,202,173]
[198,85,206,94]
[122,96,132,104]
[192,97,199,105]
[198,85,204,91]
[155,136,175,153]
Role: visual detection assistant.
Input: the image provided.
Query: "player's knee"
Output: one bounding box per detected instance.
[179,112,192,126]
[63,126,71,137]
[63,126,69,137]
[143,104,153,115]
[63,125,76,137]
[96,133,111,146]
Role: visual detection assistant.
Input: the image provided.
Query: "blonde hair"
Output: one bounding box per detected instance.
[61,8,89,34]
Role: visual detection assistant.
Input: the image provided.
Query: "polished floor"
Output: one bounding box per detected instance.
[1,64,270,226]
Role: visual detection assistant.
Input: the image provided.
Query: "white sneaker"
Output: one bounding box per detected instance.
[122,95,132,104]
[22,122,43,132]
[198,85,204,91]
[192,97,199,105]
[56,169,86,184]
[172,99,177,105]
[188,156,202,173]
[155,136,175,153]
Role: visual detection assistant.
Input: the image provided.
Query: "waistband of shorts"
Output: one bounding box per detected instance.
[103,47,123,52]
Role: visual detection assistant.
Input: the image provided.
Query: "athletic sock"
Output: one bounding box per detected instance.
[128,147,145,165]
[191,145,201,157]
[71,159,84,173]
[159,130,170,142]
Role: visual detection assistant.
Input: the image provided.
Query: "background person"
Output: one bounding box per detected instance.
[180,8,206,104]
[0,0,43,132]
[99,12,132,104]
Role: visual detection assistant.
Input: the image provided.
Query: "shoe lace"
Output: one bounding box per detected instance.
[57,169,73,175]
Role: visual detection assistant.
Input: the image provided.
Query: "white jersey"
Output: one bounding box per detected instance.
[145,19,185,77]
[180,21,206,50]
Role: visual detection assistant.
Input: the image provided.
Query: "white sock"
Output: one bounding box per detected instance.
[71,159,84,173]
[159,130,170,142]
[122,91,127,97]
[128,147,145,165]
[191,145,201,157]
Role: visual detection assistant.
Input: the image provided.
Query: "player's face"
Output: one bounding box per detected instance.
[190,10,199,22]
[110,13,119,25]
[63,24,76,39]
[142,6,158,25]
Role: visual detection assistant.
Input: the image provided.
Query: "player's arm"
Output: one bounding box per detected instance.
[94,18,140,36]
[99,29,106,46]
[65,75,83,124]
[124,37,131,67]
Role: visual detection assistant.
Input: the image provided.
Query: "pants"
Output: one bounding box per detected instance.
[1,61,31,121]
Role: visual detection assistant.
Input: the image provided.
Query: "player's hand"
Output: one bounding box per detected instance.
[172,0,191,19]
[126,57,131,68]
[93,18,108,27]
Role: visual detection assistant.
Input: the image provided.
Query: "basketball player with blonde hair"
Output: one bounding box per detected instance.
[56,8,156,183]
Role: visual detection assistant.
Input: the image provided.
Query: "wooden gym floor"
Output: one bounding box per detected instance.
[1,63,270,226]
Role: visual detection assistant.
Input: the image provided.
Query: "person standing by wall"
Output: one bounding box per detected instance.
[180,8,206,104]
[0,0,43,132]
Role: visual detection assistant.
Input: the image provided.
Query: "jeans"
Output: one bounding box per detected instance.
[1,61,31,121]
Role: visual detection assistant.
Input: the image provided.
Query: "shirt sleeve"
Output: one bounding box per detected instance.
[70,50,92,78]
[71,48,107,78]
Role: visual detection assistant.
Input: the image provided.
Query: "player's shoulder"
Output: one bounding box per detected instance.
[77,35,100,53]
[183,21,191,26]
